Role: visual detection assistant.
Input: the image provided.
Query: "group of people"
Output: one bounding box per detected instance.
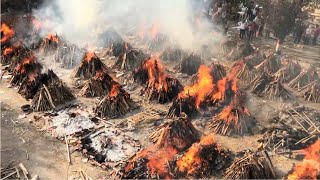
[293,19,319,46]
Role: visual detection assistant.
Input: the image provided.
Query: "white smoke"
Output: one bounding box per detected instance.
[33,0,224,51]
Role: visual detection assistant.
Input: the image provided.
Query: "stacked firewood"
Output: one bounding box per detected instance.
[298,80,320,103]
[148,33,169,51]
[175,53,203,75]
[38,33,61,54]
[236,61,257,82]
[166,97,199,119]
[10,53,42,86]
[113,49,149,71]
[258,124,318,153]
[224,151,276,179]
[273,60,302,83]
[243,50,266,66]
[71,51,109,79]
[228,42,254,61]
[54,43,84,68]
[99,28,124,47]
[160,47,187,62]
[94,87,136,119]
[288,66,319,90]
[110,41,132,57]
[208,103,255,135]
[255,53,281,75]
[251,72,292,100]
[176,134,229,178]
[78,71,117,97]
[149,113,199,151]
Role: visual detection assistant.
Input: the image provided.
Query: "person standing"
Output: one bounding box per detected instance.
[238,19,247,39]
[293,19,305,44]
[304,25,313,45]
[312,24,320,46]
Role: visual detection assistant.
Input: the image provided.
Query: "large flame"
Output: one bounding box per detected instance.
[288,140,320,180]
[85,51,94,62]
[3,47,13,56]
[1,23,15,43]
[176,134,216,175]
[217,104,250,126]
[144,57,168,92]
[179,65,213,108]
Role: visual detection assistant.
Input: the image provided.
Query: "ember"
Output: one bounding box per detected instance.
[176,134,229,178]
[71,51,109,79]
[94,86,136,119]
[134,57,183,104]
[149,113,199,151]
[287,140,320,180]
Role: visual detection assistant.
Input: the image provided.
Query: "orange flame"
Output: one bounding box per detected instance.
[47,33,59,43]
[288,140,320,180]
[109,83,120,97]
[217,105,250,126]
[1,23,14,43]
[85,51,94,62]
[3,47,13,56]
[176,134,216,175]
[144,57,168,92]
[179,65,213,108]
[15,54,36,74]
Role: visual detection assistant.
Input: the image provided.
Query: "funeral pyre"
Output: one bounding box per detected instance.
[54,43,84,68]
[94,83,137,119]
[134,57,183,104]
[286,140,320,180]
[117,134,229,179]
[224,150,276,179]
[72,51,109,79]
[114,49,149,71]
[174,53,203,75]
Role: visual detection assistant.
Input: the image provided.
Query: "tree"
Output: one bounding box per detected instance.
[258,0,307,52]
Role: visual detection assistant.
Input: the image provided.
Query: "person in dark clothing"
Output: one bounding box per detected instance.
[293,19,305,44]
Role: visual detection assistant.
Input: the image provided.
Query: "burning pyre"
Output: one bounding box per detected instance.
[94,84,136,119]
[175,53,203,75]
[79,70,118,97]
[118,146,177,179]
[54,43,83,68]
[134,57,183,104]
[224,150,276,179]
[1,41,26,66]
[31,70,75,111]
[113,49,149,71]
[176,134,229,178]
[287,140,320,180]
[288,66,319,90]
[1,23,15,45]
[71,51,109,79]
[149,113,199,151]
[10,52,42,86]
[208,102,254,136]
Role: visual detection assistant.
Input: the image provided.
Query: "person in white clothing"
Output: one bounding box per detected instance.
[238,20,247,39]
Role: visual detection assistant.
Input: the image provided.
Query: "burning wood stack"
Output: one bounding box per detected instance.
[94,84,136,119]
[176,134,229,178]
[10,52,42,86]
[224,150,276,179]
[228,42,254,61]
[134,57,183,104]
[209,62,227,83]
[1,41,26,66]
[251,72,292,101]
[38,33,61,54]
[113,49,149,71]
[208,102,255,135]
[255,53,281,75]
[159,47,187,62]
[71,51,109,79]
[175,53,203,75]
[78,70,118,97]
[298,80,320,103]
[1,23,16,65]
[288,66,319,90]
[286,140,320,180]
[149,113,199,151]
[31,70,75,111]
[54,43,83,68]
